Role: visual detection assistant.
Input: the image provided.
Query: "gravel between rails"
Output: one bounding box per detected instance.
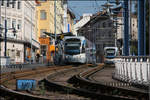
[88,67,148,93]
[1,65,91,100]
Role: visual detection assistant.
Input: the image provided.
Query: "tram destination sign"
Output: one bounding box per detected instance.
[16,79,36,91]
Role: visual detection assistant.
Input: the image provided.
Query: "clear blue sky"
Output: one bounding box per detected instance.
[68,1,107,20]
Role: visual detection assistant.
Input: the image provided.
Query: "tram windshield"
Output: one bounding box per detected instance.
[64,38,81,55]
[105,49,115,57]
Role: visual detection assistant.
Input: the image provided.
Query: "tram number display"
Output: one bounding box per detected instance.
[16,79,36,91]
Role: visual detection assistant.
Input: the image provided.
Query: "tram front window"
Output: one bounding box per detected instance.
[65,43,80,55]
[105,49,115,57]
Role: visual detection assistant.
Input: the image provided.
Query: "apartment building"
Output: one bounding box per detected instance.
[36,0,64,63]
[0,0,39,63]
[116,12,138,55]
[78,12,115,63]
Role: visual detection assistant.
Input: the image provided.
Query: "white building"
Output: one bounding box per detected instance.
[74,13,92,35]
[116,13,138,41]
[0,0,40,63]
[116,12,138,55]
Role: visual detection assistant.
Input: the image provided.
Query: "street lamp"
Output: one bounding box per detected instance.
[0,26,17,56]
[1,1,14,57]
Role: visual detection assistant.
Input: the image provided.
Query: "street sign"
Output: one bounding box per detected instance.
[60,34,64,39]
[68,24,70,32]
[16,79,36,91]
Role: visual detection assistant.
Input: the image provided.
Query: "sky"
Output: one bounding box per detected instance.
[68,0,136,21]
[68,1,107,20]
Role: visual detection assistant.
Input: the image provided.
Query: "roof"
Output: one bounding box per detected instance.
[78,12,110,30]
[67,9,76,19]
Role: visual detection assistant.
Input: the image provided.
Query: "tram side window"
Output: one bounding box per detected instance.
[82,44,85,53]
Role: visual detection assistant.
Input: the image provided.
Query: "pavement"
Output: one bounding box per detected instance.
[0,63,50,73]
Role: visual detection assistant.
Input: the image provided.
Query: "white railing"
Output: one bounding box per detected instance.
[114,56,150,86]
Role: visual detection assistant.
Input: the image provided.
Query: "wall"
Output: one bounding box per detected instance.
[1,42,24,63]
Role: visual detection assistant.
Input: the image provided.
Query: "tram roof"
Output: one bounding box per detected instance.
[63,36,85,40]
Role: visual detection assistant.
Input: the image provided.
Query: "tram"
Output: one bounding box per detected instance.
[104,47,118,64]
[63,36,96,64]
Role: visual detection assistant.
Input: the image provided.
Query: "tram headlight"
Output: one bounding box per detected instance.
[65,56,69,59]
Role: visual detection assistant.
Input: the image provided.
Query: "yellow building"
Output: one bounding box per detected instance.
[36,0,64,62]
[67,9,76,33]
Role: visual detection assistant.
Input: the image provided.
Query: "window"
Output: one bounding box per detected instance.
[7,18,11,28]
[133,24,134,27]
[11,49,15,58]
[16,50,20,56]
[1,0,4,6]
[109,22,112,27]
[17,20,21,29]
[7,0,10,7]
[40,29,47,37]
[41,45,47,56]
[103,22,106,28]
[40,10,47,20]
[50,38,53,45]
[17,1,21,9]
[12,19,16,28]
[41,0,47,2]
[12,0,16,8]
[1,17,5,27]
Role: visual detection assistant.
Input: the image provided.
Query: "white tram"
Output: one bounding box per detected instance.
[63,36,96,64]
[104,47,118,64]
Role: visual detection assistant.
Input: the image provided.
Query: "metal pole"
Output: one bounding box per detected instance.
[149,0,150,99]
[30,8,33,64]
[144,0,146,56]
[123,0,129,56]
[63,1,67,33]
[138,0,145,56]
[0,0,1,57]
[54,0,57,64]
[0,0,1,27]
[115,16,117,47]
[149,0,150,56]
[4,4,7,57]
[129,0,132,55]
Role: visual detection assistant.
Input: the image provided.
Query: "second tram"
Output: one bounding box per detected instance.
[104,47,118,64]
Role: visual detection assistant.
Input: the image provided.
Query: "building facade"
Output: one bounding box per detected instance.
[78,13,115,63]
[36,0,65,63]
[0,0,39,63]
[67,9,75,33]
[74,13,92,35]
[116,12,138,55]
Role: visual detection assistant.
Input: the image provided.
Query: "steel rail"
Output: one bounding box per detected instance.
[44,64,137,100]
[69,65,149,100]
[0,65,72,100]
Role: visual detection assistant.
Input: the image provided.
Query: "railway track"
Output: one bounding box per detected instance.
[1,64,149,100]
[69,65,149,100]
[0,65,88,100]
[44,64,149,100]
